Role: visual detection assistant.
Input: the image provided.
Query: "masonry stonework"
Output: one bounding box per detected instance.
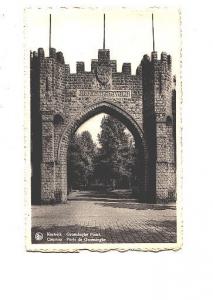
[31,46,176,204]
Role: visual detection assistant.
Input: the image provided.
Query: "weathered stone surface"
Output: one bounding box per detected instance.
[31,47,176,204]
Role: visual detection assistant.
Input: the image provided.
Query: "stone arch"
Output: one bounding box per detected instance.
[58,101,146,161]
[56,101,149,202]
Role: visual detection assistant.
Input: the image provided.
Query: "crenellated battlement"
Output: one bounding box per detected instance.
[141,51,172,71]
[30,47,173,121]
[31,47,65,65]
[31,47,172,78]
[76,62,85,73]
[31,48,142,76]
[122,63,131,75]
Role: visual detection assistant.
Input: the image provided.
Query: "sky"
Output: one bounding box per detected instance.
[77,113,105,144]
[25,8,181,143]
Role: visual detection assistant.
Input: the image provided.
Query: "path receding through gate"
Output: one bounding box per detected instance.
[32,190,176,243]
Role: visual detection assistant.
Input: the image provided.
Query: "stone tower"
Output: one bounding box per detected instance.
[141,51,176,202]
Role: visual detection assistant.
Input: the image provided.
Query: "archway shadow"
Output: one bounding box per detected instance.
[67,190,176,211]
[68,189,137,201]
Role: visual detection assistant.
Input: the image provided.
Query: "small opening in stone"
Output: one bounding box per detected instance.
[166,116,172,126]
[54,114,64,126]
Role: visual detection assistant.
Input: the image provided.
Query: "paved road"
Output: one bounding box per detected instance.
[32,190,176,244]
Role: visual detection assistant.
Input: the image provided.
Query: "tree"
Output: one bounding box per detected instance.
[95,115,136,189]
[67,131,96,191]
[79,131,96,187]
[67,116,137,192]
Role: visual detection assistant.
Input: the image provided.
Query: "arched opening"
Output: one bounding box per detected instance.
[166,116,173,126]
[67,113,144,200]
[54,114,64,126]
[57,102,148,203]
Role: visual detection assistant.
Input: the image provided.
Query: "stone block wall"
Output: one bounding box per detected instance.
[30,46,176,204]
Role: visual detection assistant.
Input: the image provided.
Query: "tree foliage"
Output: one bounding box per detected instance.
[67,131,96,191]
[67,115,137,191]
[95,115,136,188]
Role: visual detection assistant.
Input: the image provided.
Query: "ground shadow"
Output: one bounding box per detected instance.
[94,201,176,211]
[68,189,136,200]
[67,190,176,211]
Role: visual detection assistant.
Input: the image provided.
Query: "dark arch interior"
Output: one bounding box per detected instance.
[66,105,146,200]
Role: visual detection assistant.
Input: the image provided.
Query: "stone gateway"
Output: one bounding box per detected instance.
[31,44,176,204]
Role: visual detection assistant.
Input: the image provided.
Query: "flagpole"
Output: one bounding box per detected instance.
[103,14,105,49]
[152,13,155,51]
[49,14,52,54]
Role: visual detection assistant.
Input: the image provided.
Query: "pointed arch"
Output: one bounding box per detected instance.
[57,101,147,162]
[55,101,149,202]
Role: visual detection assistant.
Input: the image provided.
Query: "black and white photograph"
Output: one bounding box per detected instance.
[2,1,213,299]
[25,7,181,251]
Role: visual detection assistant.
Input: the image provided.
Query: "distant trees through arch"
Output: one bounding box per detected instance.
[67,114,140,195]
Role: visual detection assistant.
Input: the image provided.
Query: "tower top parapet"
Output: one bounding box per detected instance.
[31,47,65,65]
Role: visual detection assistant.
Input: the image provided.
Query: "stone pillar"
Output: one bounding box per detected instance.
[55,133,69,203]
[54,160,67,203]
[155,122,175,202]
[61,161,67,202]
[143,143,150,200]
[40,113,55,203]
